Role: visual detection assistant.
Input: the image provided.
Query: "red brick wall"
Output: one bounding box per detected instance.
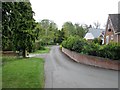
[2,51,18,56]
[62,47,120,70]
[104,17,116,44]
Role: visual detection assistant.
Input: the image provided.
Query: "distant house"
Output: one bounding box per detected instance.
[104,14,120,44]
[84,33,94,41]
[84,28,105,44]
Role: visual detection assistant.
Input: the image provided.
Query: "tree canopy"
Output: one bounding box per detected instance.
[2,2,36,57]
[35,19,58,45]
[62,22,86,39]
[2,2,88,57]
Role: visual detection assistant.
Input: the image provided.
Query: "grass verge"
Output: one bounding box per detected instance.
[0,56,2,89]
[2,56,44,88]
[32,47,50,54]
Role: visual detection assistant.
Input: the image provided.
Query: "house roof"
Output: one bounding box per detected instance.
[109,14,120,33]
[84,33,94,40]
[87,28,105,38]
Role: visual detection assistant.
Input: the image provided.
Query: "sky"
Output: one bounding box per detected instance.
[30,0,119,29]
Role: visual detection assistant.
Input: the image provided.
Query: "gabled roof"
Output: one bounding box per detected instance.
[84,33,94,40]
[109,14,120,33]
[88,28,105,38]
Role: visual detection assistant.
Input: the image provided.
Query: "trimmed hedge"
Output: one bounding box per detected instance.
[82,43,100,56]
[62,37,120,60]
[62,36,87,52]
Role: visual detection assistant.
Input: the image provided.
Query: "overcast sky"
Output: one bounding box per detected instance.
[30,0,119,29]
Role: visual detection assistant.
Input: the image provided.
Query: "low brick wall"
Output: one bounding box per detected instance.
[2,51,18,56]
[62,47,120,70]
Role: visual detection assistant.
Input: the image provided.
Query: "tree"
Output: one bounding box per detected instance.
[74,23,86,38]
[2,2,36,57]
[54,29,65,44]
[2,2,14,50]
[62,22,86,39]
[93,21,101,29]
[39,19,58,45]
[62,22,75,38]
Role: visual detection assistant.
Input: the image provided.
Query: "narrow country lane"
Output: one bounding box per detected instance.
[38,46,118,88]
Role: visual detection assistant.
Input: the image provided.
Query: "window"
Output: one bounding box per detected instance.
[108,29,111,32]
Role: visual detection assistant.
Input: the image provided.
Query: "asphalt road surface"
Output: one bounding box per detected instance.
[36,46,119,88]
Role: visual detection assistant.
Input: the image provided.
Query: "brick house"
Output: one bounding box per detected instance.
[104,14,120,44]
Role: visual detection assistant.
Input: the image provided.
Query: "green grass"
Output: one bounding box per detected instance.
[0,65,1,90]
[0,56,2,89]
[32,47,50,54]
[2,56,44,88]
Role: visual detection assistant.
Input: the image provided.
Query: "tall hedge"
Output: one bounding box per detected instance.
[62,36,87,52]
[62,37,120,60]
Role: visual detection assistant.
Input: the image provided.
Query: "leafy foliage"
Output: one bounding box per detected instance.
[2,2,36,57]
[62,36,120,60]
[83,43,100,56]
[101,43,120,60]
[62,22,75,38]
[35,19,59,45]
[54,29,65,44]
[92,38,102,45]
[62,22,86,39]
[62,36,87,52]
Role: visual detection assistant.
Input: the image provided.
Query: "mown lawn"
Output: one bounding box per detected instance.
[2,56,44,88]
[31,47,50,54]
[0,64,1,90]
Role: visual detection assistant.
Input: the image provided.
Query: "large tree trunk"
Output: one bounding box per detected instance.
[23,49,27,58]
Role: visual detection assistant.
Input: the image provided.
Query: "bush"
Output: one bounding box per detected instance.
[72,39,88,53]
[83,42,120,60]
[102,43,120,60]
[61,36,87,51]
[30,41,46,53]
[82,43,100,56]
[66,36,78,50]
[59,45,62,50]
[62,36,80,50]
[92,38,102,45]
[39,46,45,50]
[62,36,120,60]
[61,40,67,48]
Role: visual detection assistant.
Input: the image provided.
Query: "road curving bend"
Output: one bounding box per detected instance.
[41,46,118,88]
